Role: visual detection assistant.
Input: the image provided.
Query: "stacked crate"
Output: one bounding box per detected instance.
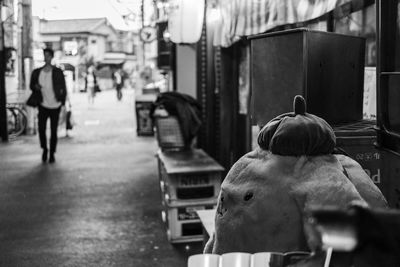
[154,115,224,243]
[333,120,382,190]
[157,149,224,243]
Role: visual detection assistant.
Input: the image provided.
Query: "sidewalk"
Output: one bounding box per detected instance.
[0,89,202,266]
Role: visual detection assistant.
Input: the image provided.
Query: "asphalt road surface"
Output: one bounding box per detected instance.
[0,89,203,267]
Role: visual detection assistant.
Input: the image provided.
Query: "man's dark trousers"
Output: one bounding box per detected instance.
[38,105,61,154]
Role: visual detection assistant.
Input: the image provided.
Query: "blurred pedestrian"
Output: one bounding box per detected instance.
[85,65,97,105]
[113,69,123,101]
[29,48,67,163]
[59,94,73,137]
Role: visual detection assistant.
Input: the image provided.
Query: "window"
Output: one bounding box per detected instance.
[107,41,113,51]
[63,41,78,56]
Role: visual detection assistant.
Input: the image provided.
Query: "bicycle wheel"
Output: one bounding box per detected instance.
[7,107,27,137]
[13,107,27,136]
[6,108,17,134]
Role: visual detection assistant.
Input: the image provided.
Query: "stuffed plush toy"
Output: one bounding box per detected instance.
[204,95,387,254]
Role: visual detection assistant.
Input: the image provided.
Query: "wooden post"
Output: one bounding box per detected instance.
[141,0,146,65]
[17,0,32,91]
[0,3,9,142]
[21,0,32,90]
[17,0,23,90]
[21,0,35,135]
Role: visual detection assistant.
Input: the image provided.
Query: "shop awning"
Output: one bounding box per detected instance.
[99,59,125,65]
[59,63,75,71]
[98,52,130,65]
[213,0,366,47]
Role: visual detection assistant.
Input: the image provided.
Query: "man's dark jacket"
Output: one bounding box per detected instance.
[30,66,67,105]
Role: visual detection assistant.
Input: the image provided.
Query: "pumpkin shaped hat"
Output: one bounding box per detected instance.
[257,95,336,156]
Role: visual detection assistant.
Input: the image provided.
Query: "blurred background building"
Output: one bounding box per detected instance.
[32,16,137,92]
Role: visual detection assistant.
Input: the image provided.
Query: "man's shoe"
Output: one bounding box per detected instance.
[42,149,48,163]
[49,153,55,163]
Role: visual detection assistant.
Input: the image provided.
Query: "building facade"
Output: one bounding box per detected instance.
[32,17,137,91]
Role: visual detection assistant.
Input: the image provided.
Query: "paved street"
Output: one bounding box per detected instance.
[0,89,202,267]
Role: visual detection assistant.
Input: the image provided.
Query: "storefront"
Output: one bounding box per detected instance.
[163,0,379,172]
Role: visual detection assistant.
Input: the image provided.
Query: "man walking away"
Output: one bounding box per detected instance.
[113,70,123,101]
[85,65,97,105]
[29,48,67,163]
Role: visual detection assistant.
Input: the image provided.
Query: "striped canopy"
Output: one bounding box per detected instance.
[212,0,353,47]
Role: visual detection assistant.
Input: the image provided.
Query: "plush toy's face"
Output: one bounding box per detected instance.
[211,148,371,254]
[212,149,305,253]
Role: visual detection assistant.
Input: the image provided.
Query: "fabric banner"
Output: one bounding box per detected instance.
[213,0,352,47]
[1,0,14,6]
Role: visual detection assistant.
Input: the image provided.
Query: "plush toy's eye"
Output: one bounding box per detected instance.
[244,192,254,201]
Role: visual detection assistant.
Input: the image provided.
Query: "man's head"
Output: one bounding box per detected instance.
[43,48,54,65]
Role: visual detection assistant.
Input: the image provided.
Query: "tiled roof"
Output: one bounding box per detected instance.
[40,18,111,35]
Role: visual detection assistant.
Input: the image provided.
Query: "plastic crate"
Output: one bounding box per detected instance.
[154,116,185,150]
[161,200,217,243]
[157,149,224,206]
[159,165,221,205]
[332,119,376,135]
[332,120,381,188]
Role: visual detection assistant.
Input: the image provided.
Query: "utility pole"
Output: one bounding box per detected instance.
[141,0,146,66]
[20,0,32,90]
[0,2,9,142]
[19,0,35,135]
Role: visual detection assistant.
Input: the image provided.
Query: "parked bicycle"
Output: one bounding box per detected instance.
[6,103,27,138]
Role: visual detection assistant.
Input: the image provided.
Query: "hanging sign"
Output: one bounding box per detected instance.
[168,0,205,44]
